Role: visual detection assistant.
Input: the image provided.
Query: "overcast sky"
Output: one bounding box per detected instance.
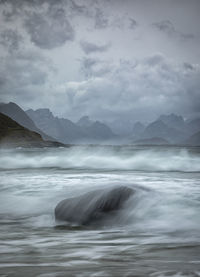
[0,0,200,123]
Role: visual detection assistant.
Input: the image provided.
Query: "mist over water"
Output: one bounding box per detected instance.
[0,145,200,277]
[0,145,200,172]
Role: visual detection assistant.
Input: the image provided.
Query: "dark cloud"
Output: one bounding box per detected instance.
[70,0,88,16]
[0,0,75,49]
[0,50,53,97]
[1,52,199,121]
[80,57,113,78]
[24,8,74,49]
[153,20,195,40]
[181,33,195,40]
[0,0,199,121]
[94,8,109,29]
[80,40,111,55]
[153,20,175,35]
[0,29,23,52]
[64,54,200,122]
[2,4,20,21]
[129,18,138,29]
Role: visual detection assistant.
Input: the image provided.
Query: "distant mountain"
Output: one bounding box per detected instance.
[134,137,169,145]
[132,122,145,137]
[133,113,200,144]
[0,112,63,148]
[77,116,116,140]
[0,102,54,141]
[157,114,200,139]
[77,116,93,128]
[26,109,116,144]
[185,130,200,146]
[185,118,200,134]
[140,120,184,143]
[107,118,134,135]
[158,113,185,130]
[5,104,197,145]
[85,120,115,140]
[26,108,83,143]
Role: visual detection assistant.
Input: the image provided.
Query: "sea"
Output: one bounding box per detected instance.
[0,145,200,277]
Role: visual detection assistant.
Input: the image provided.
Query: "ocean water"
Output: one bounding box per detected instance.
[0,145,200,277]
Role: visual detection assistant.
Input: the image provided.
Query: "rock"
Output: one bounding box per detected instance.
[55,186,134,225]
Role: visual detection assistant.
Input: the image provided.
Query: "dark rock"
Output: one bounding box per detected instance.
[55,186,134,225]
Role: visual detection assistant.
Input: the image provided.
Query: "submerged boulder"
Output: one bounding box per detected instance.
[55,186,134,225]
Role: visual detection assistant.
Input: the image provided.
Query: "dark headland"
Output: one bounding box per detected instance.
[0,112,64,148]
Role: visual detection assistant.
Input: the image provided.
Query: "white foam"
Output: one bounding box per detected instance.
[0,146,199,172]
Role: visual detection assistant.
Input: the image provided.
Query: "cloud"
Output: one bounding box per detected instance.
[0,0,75,49]
[2,51,199,122]
[153,20,175,35]
[80,57,113,78]
[129,18,138,29]
[153,20,195,40]
[0,49,54,103]
[0,29,23,53]
[70,0,89,17]
[94,8,109,29]
[60,54,200,121]
[24,8,74,49]
[80,40,111,55]
[0,0,199,121]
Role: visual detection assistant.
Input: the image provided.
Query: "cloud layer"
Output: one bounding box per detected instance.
[80,40,111,55]
[62,54,200,121]
[153,20,195,40]
[25,8,74,49]
[0,0,199,123]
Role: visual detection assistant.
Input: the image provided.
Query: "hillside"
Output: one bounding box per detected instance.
[0,112,63,148]
[0,102,55,141]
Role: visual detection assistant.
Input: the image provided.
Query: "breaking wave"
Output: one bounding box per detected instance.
[0,145,199,172]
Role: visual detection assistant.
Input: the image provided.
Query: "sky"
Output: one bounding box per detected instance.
[0,0,200,123]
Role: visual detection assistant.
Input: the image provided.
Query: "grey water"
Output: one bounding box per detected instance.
[0,145,200,277]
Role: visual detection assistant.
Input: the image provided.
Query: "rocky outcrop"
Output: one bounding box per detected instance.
[55,186,134,225]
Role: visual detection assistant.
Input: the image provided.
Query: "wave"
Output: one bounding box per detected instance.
[0,146,200,172]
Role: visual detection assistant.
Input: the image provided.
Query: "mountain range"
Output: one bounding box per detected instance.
[131,113,200,145]
[0,102,199,146]
[26,109,116,144]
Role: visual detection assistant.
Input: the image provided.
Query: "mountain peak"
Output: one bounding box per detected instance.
[77,116,93,127]
[158,113,185,130]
